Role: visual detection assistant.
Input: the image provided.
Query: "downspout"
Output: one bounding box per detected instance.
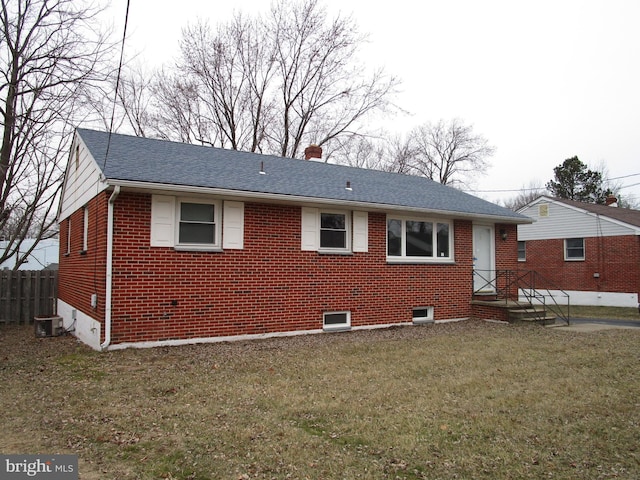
[101,186,120,351]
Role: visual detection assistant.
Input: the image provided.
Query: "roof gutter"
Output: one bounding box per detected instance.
[105,179,533,225]
[100,185,120,351]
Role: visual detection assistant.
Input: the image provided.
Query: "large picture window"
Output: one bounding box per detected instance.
[387,217,452,262]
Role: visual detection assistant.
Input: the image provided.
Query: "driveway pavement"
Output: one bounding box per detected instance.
[548,318,640,332]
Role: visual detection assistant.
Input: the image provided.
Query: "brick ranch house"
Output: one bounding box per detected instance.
[57,128,531,350]
[517,195,640,307]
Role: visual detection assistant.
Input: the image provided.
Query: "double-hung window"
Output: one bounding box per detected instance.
[387,217,452,262]
[517,241,526,261]
[177,199,220,249]
[320,212,348,250]
[301,208,355,253]
[564,238,584,261]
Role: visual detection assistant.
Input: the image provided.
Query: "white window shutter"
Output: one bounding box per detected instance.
[352,211,369,252]
[223,201,244,249]
[301,207,319,251]
[150,195,175,247]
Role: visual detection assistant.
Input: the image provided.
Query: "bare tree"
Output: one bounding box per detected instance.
[149,70,214,144]
[334,132,415,173]
[409,119,495,187]
[0,0,111,269]
[268,0,398,158]
[502,181,548,211]
[141,0,398,158]
[115,64,156,138]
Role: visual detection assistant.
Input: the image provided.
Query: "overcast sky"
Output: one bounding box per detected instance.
[105,0,640,204]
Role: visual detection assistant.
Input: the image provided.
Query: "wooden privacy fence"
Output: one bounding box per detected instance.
[0,270,58,325]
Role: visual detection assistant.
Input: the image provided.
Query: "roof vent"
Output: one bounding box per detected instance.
[538,203,549,217]
[605,194,618,207]
[304,144,322,161]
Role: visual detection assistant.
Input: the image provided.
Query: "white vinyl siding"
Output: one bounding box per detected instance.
[58,137,109,222]
[518,200,636,241]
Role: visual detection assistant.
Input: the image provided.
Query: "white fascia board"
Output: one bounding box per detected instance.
[106,179,532,225]
[516,195,551,214]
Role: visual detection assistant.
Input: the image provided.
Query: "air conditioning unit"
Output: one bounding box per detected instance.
[34,316,63,338]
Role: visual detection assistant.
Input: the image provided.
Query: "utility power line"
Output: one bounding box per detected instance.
[465,173,640,194]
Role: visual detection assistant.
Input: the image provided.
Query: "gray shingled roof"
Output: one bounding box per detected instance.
[78,128,530,223]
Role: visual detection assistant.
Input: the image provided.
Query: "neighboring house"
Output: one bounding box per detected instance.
[517,195,640,307]
[57,128,531,350]
[0,238,59,270]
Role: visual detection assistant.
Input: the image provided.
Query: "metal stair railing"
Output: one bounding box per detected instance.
[473,269,570,325]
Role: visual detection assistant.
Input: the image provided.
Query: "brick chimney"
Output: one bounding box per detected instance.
[304,144,322,161]
[605,194,618,207]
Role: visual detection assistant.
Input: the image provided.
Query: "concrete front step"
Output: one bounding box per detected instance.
[508,306,556,325]
[512,315,557,326]
[508,307,547,319]
[471,299,557,325]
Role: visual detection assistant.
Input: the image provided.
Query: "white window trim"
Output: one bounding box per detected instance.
[386,215,454,263]
[175,198,222,251]
[323,311,351,331]
[82,206,89,252]
[517,241,526,262]
[66,218,71,255]
[564,238,585,261]
[413,306,434,324]
[302,207,364,254]
[319,209,351,253]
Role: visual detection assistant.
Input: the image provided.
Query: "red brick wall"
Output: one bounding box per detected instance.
[495,224,519,300]
[521,235,640,296]
[58,193,109,330]
[60,192,521,344]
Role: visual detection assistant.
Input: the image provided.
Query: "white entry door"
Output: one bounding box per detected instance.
[473,225,495,292]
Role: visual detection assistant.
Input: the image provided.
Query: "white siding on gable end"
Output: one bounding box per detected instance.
[222,201,244,249]
[518,201,636,241]
[58,135,109,222]
[150,195,176,247]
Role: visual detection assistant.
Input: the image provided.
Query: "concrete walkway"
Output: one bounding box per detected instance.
[548,318,640,332]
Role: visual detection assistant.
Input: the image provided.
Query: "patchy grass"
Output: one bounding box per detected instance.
[1,321,639,479]
[564,305,640,321]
